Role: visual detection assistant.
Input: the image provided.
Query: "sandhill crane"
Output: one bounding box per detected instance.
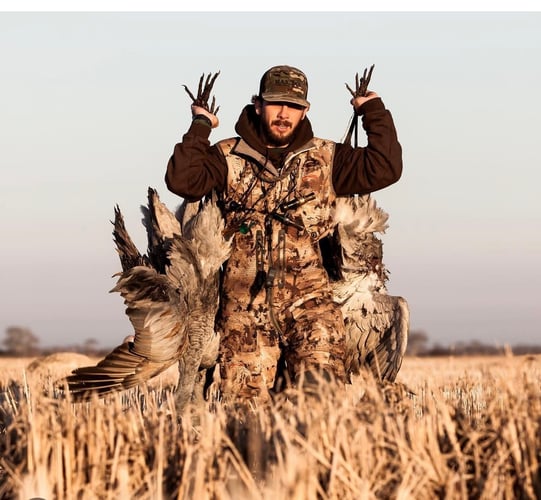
[324,195,409,382]
[63,189,408,408]
[63,188,231,411]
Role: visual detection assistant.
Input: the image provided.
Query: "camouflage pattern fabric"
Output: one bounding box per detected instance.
[258,65,310,108]
[216,137,346,401]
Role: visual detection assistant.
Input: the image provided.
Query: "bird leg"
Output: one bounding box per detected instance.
[183,71,221,114]
[344,64,375,146]
[345,64,375,98]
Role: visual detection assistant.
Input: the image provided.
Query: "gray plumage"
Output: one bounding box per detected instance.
[328,195,409,382]
[64,189,407,406]
[64,188,231,408]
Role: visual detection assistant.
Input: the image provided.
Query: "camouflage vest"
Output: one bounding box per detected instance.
[216,136,337,305]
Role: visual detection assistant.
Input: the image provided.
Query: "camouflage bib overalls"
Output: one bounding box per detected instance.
[216,137,347,400]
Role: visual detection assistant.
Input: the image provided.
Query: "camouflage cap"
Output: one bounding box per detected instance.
[258,65,310,108]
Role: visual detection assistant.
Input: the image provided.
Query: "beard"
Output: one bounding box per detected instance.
[261,119,296,147]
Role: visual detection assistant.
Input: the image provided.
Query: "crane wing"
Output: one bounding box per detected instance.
[343,292,409,382]
[64,266,188,400]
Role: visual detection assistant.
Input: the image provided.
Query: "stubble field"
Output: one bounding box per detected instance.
[1,353,540,499]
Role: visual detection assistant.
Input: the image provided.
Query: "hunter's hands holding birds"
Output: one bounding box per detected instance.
[346,64,379,114]
[350,91,380,112]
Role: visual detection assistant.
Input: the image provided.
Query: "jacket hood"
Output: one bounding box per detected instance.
[234,104,314,159]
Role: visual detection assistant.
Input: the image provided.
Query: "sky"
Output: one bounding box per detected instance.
[1,6,540,349]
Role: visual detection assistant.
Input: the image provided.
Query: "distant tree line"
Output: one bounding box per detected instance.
[0,326,113,357]
[406,330,541,357]
[2,325,541,358]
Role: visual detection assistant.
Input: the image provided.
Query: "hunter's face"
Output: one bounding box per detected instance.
[256,100,308,147]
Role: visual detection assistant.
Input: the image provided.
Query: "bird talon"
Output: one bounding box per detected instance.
[183,71,221,114]
[345,64,375,98]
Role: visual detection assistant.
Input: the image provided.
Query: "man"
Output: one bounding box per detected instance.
[166,65,402,402]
